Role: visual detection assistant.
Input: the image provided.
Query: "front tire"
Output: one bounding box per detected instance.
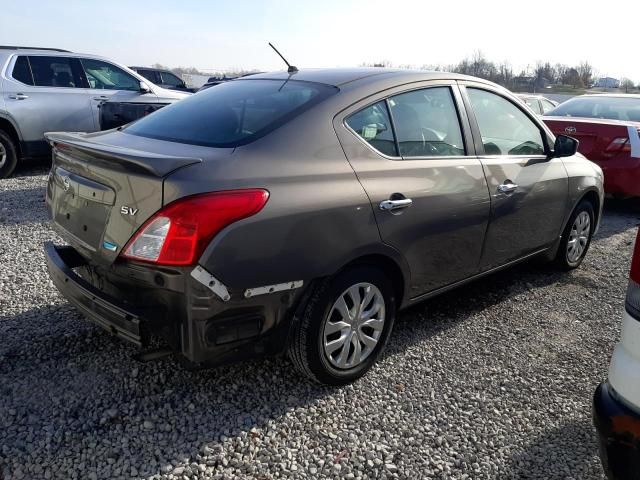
[554,200,595,270]
[0,129,18,179]
[288,266,396,385]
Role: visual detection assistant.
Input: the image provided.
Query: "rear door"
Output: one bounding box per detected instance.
[3,55,94,153]
[79,58,157,129]
[335,81,491,298]
[461,84,568,269]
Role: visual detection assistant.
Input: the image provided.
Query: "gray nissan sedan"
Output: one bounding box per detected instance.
[44,68,603,385]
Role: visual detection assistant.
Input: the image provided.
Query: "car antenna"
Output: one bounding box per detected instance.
[269,42,298,74]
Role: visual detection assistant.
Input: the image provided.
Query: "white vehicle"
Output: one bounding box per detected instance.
[0,46,189,178]
[516,94,558,116]
[594,228,640,479]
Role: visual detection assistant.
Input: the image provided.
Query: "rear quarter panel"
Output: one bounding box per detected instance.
[162,99,398,291]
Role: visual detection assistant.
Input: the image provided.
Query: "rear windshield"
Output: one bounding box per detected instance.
[125,79,337,147]
[546,96,640,122]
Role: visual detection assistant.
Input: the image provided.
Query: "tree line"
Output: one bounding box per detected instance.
[365,52,637,92]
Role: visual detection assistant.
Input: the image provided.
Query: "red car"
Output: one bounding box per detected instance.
[544,94,640,197]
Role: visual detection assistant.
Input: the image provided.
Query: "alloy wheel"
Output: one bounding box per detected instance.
[322,282,386,369]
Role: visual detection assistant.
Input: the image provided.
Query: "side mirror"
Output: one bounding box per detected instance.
[139,81,151,94]
[552,134,579,158]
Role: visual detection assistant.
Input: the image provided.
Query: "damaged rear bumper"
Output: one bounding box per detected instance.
[44,241,144,346]
[44,242,305,366]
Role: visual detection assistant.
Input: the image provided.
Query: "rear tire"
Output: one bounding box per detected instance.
[0,129,18,179]
[288,266,396,385]
[554,200,595,270]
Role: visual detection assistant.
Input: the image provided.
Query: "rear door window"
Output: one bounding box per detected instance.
[81,59,140,91]
[28,56,83,88]
[467,88,545,156]
[125,79,337,147]
[345,101,397,157]
[11,56,33,85]
[388,87,465,157]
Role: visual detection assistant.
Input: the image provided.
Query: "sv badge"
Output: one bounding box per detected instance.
[120,206,139,216]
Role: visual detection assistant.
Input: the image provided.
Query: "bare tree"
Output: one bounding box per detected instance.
[621,78,635,93]
[577,61,593,88]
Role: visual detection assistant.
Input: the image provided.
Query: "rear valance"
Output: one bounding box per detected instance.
[44,132,202,177]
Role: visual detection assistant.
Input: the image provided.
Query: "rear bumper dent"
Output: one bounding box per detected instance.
[44,241,144,346]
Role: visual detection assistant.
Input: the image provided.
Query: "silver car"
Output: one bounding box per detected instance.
[44,68,604,385]
[0,45,189,178]
[517,93,559,116]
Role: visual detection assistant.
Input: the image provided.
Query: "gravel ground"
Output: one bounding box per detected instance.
[1,162,639,480]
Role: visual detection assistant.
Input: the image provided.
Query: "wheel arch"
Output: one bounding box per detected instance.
[333,250,410,309]
[581,189,601,227]
[0,114,22,157]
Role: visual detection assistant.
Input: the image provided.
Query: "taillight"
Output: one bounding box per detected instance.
[605,137,631,153]
[121,189,269,266]
[626,229,640,318]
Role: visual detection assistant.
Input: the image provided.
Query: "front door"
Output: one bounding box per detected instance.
[335,83,491,298]
[79,58,156,129]
[4,55,94,155]
[462,85,568,269]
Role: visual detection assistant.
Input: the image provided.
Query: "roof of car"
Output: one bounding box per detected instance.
[242,68,491,88]
[0,46,71,54]
[580,93,640,99]
[129,66,172,73]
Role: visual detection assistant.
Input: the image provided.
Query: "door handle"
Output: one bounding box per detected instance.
[497,182,518,194]
[379,198,413,211]
[93,96,109,101]
[8,93,28,100]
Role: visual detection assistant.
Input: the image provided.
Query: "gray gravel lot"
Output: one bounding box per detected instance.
[1,162,638,480]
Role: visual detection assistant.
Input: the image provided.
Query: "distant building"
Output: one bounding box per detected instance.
[594,77,620,88]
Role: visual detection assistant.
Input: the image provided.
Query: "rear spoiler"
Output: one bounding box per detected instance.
[44,132,202,177]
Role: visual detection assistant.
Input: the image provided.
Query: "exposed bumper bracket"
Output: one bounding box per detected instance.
[244,280,303,299]
[190,265,231,302]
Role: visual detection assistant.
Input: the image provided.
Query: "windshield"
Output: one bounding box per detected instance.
[125,79,338,147]
[546,96,640,122]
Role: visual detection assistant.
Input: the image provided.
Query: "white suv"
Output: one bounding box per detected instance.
[0,46,189,178]
[594,228,640,479]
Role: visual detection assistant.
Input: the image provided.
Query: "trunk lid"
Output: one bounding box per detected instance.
[542,116,640,162]
[45,131,204,264]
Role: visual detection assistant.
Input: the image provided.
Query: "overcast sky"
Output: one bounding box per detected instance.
[3,0,639,81]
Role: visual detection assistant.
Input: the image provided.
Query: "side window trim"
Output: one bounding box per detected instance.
[17,55,86,89]
[384,98,401,157]
[343,83,474,161]
[459,84,550,157]
[343,99,400,159]
[80,58,140,91]
[10,55,34,86]
[387,85,468,160]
